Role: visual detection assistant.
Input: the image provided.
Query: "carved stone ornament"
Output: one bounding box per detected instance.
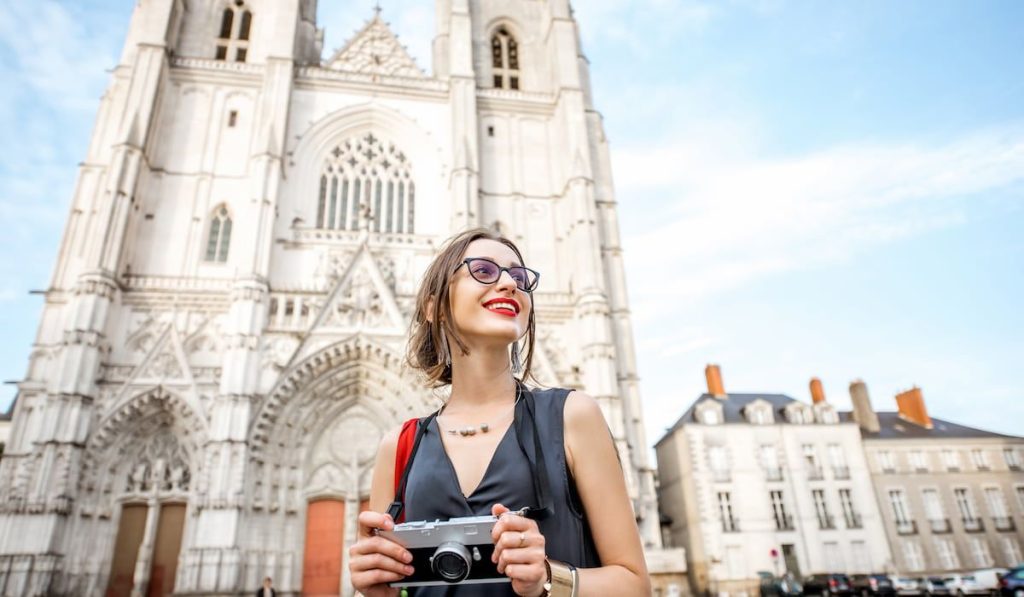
[325,267,385,328]
[325,14,426,78]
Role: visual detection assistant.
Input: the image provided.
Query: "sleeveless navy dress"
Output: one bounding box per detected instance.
[402,387,601,596]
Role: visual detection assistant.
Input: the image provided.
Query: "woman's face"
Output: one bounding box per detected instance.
[448,238,532,348]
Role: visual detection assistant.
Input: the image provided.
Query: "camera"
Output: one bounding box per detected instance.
[377,515,509,587]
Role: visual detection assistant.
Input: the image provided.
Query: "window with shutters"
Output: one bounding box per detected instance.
[935,537,959,569]
[717,491,738,532]
[903,540,925,571]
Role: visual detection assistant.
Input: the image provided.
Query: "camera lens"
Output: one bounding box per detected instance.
[431,542,471,583]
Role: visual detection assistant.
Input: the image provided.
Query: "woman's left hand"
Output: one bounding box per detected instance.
[490,503,547,597]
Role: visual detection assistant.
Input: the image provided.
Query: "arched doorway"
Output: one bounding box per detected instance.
[300,410,380,596]
[105,421,192,597]
[249,336,435,596]
[72,388,204,597]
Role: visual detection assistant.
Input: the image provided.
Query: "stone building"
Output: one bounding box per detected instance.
[0,1,665,595]
[848,383,1024,573]
[656,366,892,596]
[0,410,10,461]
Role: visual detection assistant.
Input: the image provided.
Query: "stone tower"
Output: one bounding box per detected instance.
[0,1,661,594]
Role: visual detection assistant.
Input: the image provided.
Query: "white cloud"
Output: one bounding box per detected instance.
[617,123,1024,320]
[573,0,716,55]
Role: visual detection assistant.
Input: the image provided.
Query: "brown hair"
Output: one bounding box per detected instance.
[406,228,536,387]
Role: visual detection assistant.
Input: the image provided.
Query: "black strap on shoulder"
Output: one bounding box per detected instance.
[514,383,553,521]
[386,411,438,522]
[386,384,554,523]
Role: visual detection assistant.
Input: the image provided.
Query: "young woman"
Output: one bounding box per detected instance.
[349,229,650,596]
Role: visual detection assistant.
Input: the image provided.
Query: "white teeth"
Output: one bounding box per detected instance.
[486,303,516,313]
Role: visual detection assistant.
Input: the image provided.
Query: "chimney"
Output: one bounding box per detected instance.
[849,379,880,433]
[896,386,933,429]
[705,364,726,398]
[809,377,826,404]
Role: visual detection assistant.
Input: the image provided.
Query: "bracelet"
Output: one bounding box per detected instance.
[542,558,576,597]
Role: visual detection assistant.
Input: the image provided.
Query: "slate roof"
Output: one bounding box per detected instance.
[656,393,1023,448]
[839,411,1021,441]
[656,392,812,446]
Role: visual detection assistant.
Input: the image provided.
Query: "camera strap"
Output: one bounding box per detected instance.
[386,383,554,523]
[513,383,553,521]
[387,410,439,523]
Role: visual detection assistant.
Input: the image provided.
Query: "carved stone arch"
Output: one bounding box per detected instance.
[249,334,432,459]
[88,386,208,467]
[484,16,527,44]
[223,89,253,102]
[301,401,390,500]
[78,387,207,517]
[286,103,446,234]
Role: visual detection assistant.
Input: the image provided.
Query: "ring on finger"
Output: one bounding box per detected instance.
[518,532,526,548]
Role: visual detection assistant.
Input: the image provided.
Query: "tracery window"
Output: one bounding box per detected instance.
[205,206,232,262]
[491,27,520,90]
[216,0,253,62]
[317,133,416,234]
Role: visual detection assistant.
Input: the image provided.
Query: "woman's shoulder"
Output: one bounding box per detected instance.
[377,424,401,456]
[528,386,603,425]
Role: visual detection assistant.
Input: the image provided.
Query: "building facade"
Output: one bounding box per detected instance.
[656,366,892,596]
[0,1,667,595]
[849,383,1024,574]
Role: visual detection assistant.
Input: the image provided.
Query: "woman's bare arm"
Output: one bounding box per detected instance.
[348,426,411,597]
[564,391,652,596]
[368,426,399,512]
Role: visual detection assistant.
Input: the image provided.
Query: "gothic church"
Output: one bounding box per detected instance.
[0,1,662,594]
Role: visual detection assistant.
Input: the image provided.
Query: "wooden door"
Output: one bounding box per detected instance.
[302,499,345,595]
[106,504,148,597]
[147,503,186,597]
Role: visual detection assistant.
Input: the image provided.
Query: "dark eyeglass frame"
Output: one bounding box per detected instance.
[454,257,540,293]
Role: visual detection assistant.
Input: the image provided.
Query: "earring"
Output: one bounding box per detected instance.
[439,327,452,367]
[510,341,522,374]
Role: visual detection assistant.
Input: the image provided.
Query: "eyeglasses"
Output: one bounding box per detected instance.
[454,257,540,293]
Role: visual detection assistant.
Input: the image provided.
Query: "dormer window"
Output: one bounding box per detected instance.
[745,400,774,425]
[695,401,724,425]
[216,0,253,62]
[491,27,520,90]
[785,403,811,424]
[814,403,839,424]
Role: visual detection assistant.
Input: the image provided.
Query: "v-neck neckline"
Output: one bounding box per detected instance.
[432,417,516,501]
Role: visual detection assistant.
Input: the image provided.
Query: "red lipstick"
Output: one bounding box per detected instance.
[482,298,520,317]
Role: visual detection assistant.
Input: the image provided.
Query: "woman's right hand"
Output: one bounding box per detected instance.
[349,510,415,597]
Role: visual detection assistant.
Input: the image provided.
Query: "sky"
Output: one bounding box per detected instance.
[0,1,1021,444]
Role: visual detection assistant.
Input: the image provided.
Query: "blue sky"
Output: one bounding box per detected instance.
[1,1,1021,442]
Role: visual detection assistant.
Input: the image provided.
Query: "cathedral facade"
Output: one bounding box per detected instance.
[0,1,662,594]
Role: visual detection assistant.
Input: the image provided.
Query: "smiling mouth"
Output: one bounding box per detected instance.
[484,302,519,316]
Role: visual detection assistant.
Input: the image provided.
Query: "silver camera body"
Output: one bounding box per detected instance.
[378,515,510,587]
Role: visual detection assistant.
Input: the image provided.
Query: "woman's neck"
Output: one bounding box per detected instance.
[446,345,517,412]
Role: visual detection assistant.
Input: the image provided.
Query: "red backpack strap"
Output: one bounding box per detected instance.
[392,417,419,522]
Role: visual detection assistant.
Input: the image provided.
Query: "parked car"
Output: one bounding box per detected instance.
[968,569,1010,594]
[759,571,803,597]
[895,577,923,596]
[999,566,1024,597]
[945,571,1007,596]
[922,577,952,597]
[852,574,896,597]
[804,573,854,597]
